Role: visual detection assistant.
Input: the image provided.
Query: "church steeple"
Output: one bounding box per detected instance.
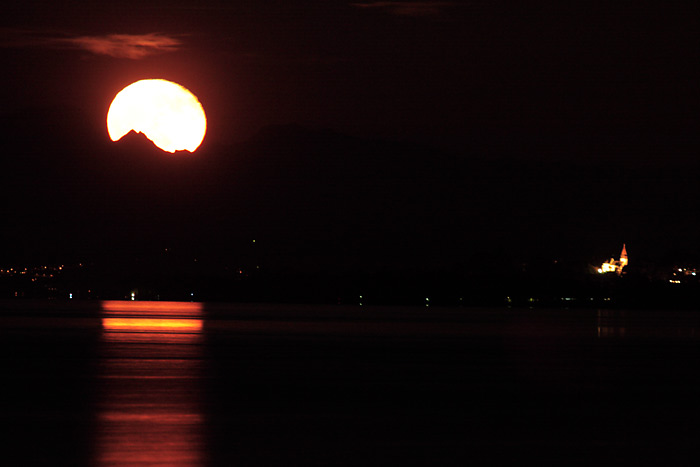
[598,244,628,275]
[620,244,628,267]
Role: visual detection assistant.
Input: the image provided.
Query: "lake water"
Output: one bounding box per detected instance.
[2,301,700,465]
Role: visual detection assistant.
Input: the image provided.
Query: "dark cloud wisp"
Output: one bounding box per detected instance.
[1,30,181,59]
[350,1,458,17]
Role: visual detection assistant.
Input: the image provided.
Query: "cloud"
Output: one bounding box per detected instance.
[350,1,458,17]
[0,30,181,59]
[59,33,181,59]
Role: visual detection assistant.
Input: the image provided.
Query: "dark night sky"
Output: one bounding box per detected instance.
[2,1,700,273]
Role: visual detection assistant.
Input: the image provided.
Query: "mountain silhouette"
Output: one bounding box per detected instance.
[4,110,700,270]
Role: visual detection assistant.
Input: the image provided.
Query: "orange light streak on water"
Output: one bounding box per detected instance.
[101,300,203,314]
[96,301,205,465]
[102,318,203,332]
[100,301,203,333]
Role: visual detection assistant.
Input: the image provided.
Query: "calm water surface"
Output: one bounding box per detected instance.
[2,301,700,465]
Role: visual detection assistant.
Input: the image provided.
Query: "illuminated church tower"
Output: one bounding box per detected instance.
[599,244,628,275]
[619,244,628,269]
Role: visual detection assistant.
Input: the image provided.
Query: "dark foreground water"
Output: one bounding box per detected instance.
[2,301,700,466]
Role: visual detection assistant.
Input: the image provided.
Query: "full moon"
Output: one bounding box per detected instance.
[107,79,207,153]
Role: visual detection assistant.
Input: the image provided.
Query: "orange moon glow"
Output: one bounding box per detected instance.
[107,79,207,153]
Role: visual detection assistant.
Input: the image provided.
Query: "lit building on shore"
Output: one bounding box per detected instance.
[598,244,628,275]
